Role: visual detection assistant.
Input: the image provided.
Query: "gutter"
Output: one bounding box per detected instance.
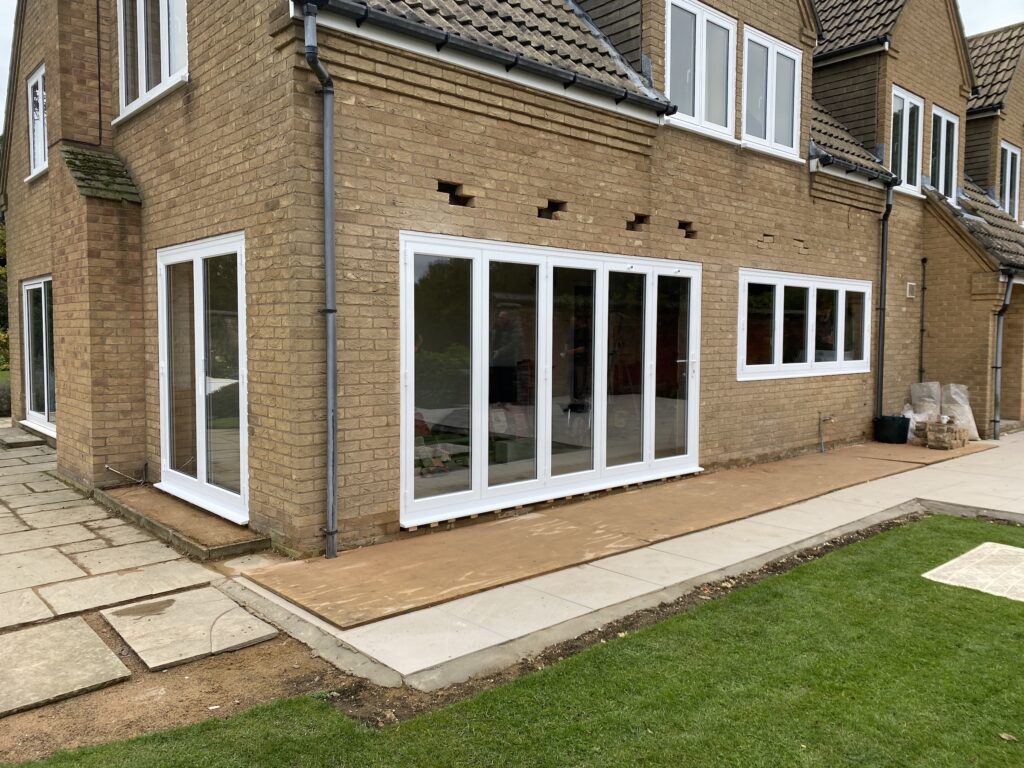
[811,142,892,184]
[321,0,676,116]
[993,269,1018,440]
[303,1,340,558]
[813,36,890,66]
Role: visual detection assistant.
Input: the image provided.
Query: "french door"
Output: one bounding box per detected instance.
[400,233,702,528]
[22,277,56,434]
[157,233,248,524]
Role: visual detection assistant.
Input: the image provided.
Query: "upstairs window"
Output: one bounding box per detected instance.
[742,27,801,155]
[929,106,959,202]
[891,86,923,193]
[666,0,736,138]
[1001,141,1021,222]
[118,0,188,113]
[26,65,47,177]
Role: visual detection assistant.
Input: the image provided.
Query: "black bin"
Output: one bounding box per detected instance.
[874,416,910,444]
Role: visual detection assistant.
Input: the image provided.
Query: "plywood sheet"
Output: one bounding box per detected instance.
[248,441,988,630]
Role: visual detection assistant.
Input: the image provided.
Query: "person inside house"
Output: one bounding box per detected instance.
[490,307,523,406]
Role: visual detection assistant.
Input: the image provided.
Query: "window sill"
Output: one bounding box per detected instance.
[894,185,926,200]
[112,71,189,127]
[664,115,739,147]
[737,365,871,382]
[20,419,56,439]
[24,165,48,184]
[739,141,806,165]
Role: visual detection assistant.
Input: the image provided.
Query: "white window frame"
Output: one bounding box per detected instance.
[400,232,703,529]
[664,0,737,141]
[737,269,872,381]
[116,0,188,122]
[928,105,959,203]
[1000,141,1022,223]
[21,276,56,437]
[156,231,248,525]
[890,85,924,194]
[25,65,47,180]
[741,26,802,157]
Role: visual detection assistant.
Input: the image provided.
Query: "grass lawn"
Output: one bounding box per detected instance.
[23,515,1024,767]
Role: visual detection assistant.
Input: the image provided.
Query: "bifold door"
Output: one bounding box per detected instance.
[401,234,702,528]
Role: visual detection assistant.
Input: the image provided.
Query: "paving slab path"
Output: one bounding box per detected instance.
[0,439,277,716]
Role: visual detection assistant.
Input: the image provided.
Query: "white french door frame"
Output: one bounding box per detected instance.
[400,232,702,528]
[156,231,249,524]
[21,275,56,437]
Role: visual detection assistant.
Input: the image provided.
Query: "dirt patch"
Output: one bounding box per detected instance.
[5,511,1019,764]
[0,626,352,765]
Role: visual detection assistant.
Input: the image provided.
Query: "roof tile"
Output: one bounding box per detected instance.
[810,99,891,176]
[61,146,141,204]
[814,0,905,56]
[935,179,1024,269]
[967,23,1024,112]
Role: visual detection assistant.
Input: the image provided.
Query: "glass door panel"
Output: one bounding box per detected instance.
[488,262,538,487]
[204,255,241,494]
[551,267,595,476]
[607,272,645,467]
[27,287,45,415]
[167,262,197,478]
[655,276,690,459]
[44,282,55,422]
[413,254,473,499]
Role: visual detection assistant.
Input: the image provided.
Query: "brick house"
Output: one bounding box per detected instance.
[1,0,1020,557]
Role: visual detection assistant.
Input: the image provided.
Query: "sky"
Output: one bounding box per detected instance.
[0,0,1022,123]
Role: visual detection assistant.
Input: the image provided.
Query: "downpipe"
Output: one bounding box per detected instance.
[874,181,897,421]
[993,270,1017,441]
[303,2,339,558]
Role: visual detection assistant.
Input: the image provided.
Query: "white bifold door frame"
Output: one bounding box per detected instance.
[22,275,56,437]
[156,232,249,524]
[400,232,703,528]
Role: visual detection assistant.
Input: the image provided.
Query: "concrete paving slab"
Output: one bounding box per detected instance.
[25,479,71,493]
[339,607,507,676]
[218,552,290,576]
[101,587,277,671]
[37,560,214,614]
[0,548,87,593]
[87,518,126,530]
[3,490,84,510]
[98,525,156,546]
[0,588,54,629]
[649,523,797,568]
[924,542,1024,602]
[13,499,97,517]
[0,524,95,555]
[591,548,716,587]
[0,516,28,534]
[524,564,660,609]
[71,541,180,575]
[755,497,880,534]
[440,583,591,640]
[20,505,111,529]
[0,433,45,449]
[0,618,130,716]
[58,539,111,555]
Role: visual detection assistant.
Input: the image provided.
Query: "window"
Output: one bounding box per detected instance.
[401,233,703,528]
[1000,141,1021,222]
[26,66,47,177]
[22,277,56,435]
[666,0,737,138]
[738,269,871,380]
[742,27,801,154]
[891,86,923,192]
[118,0,188,113]
[929,106,959,202]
